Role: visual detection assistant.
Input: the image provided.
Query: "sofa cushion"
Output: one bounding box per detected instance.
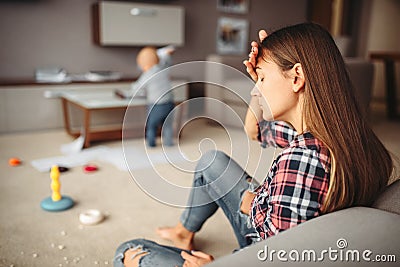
[372,179,400,215]
[207,207,400,266]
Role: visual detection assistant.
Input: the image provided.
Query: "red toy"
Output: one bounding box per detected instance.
[8,157,22,166]
[83,164,98,173]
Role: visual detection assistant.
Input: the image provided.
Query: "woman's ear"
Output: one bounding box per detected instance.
[291,63,305,93]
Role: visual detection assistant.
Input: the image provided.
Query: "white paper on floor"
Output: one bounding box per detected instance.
[31,145,188,172]
[60,135,85,154]
[31,146,109,172]
[100,147,188,171]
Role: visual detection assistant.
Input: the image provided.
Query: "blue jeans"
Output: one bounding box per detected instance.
[113,150,258,267]
[114,239,188,267]
[146,102,174,147]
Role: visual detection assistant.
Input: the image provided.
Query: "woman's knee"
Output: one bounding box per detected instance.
[197,150,228,168]
[195,150,231,181]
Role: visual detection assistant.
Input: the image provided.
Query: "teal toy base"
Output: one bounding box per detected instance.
[40,196,74,212]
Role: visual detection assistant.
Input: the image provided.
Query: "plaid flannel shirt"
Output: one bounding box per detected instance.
[250,120,331,240]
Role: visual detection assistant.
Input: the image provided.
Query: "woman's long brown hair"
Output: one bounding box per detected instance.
[260,23,393,213]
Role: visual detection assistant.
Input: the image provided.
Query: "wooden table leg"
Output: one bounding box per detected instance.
[370,52,400,120]
[384,59,398,119]
[83,109,91,148]
[62,98,73,136]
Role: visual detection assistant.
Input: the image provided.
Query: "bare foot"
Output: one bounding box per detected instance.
[156,223,194,250]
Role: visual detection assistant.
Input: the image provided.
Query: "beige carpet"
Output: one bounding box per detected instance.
[0,119,275,267]
[0,117,399,267]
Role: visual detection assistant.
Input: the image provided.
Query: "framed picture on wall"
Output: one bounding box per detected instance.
[216,17,249,55]
[217,0,249,14]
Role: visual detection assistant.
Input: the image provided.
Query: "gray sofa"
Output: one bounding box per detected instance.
[208,180,400,266]
[204,50,397,266]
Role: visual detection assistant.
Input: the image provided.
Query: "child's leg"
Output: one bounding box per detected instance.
[146,102,175,147]
[160,102,175,146]
[145,105,161,147]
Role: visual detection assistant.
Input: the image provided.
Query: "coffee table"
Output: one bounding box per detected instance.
[61,82,188,147]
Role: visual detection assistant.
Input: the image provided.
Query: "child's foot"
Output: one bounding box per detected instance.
[156,225,194,250]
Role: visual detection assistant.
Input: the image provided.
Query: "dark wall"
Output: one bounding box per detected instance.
[0,0,308,79]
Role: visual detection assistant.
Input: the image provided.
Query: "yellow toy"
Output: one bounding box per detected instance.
[50,165,62,201]
[40,165,74,212]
